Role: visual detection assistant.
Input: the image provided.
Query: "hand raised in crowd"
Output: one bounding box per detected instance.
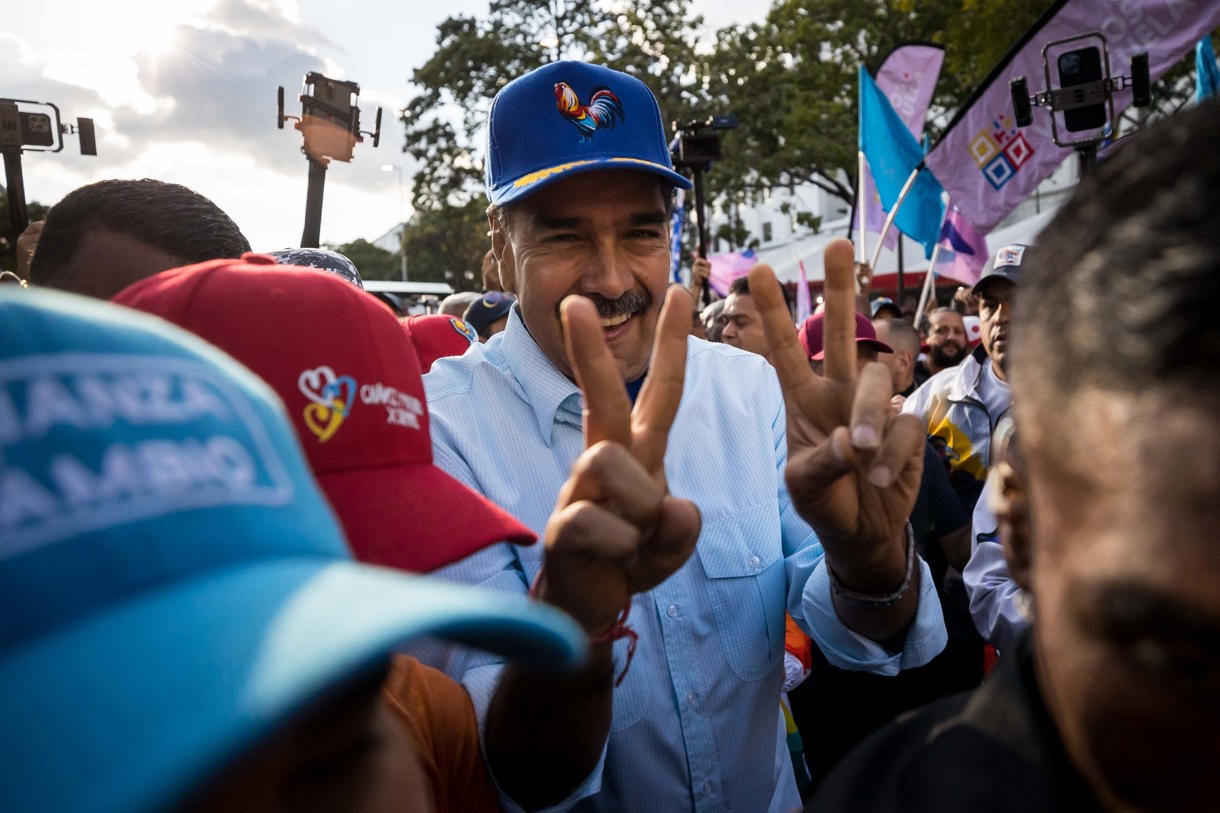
[749,240,924,639]
[854,260,873,294]
[487,286,702,809]
[854,260,873,314]
[16,220,44,282]
[688,255,711,300]
[534,286,702,637]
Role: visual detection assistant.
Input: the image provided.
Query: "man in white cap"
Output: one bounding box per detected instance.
[903,244,1024,513]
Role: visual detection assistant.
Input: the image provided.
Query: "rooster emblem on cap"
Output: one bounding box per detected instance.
[554,82,624,139]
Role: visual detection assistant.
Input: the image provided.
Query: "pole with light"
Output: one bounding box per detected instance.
[381,163,408,281]
[278,72,381,248]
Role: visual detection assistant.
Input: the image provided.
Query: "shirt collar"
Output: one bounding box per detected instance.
[500,305,583,445]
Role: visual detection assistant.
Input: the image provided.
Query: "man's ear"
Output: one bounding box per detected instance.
[897,349,914,376]
[993,457,1032,592]
[488,212,517,295]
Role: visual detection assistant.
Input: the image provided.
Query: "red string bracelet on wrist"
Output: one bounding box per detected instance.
[590,598,638,687]
[530,574,638,687]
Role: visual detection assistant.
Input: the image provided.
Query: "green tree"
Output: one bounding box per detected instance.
[703,0,1051,214]
[399,0,1204,267]
[327,238,401,281]
[401,199,488,286]
[398,0,711,273]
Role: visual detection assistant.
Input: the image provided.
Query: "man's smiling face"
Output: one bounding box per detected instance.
[492,171,672,383]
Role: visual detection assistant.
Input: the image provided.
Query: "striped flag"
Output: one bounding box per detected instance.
[670,188,687,284]
[932,206,989,286]
[795,260,812,324]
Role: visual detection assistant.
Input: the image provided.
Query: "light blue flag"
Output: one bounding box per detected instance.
[1198,36,1220,101]
[858,65,945,258]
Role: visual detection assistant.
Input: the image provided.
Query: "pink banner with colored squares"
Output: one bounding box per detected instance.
[925,0,1220,233]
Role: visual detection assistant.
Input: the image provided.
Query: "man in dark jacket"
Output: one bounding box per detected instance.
[814,98,1220,813]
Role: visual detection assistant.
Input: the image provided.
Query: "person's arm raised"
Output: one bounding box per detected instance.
[483,286,701,810]
[749,239,925,642]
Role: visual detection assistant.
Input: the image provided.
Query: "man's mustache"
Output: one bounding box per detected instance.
[573,290,653,319]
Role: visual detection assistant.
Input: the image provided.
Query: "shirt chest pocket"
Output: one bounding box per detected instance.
[697,503,787,681]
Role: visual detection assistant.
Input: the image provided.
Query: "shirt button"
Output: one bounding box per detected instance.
[667,603,680,618]
[686,691,697,706]
[747,554,761,569]
[702,780,714,796]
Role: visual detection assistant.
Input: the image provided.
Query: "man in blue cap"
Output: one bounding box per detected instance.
[463,290,517,341]
[424,60,947,812]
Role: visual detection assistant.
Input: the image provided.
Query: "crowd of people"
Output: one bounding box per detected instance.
[2,58,1218,813]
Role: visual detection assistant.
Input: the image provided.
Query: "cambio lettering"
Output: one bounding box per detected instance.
[0,355,292,553]
[298,365,423,442]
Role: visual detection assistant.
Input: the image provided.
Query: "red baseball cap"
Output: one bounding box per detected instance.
[798,311,894,361]
[399,313,477,372]
[113,257,536,572]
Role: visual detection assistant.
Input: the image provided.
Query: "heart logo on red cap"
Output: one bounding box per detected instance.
[303,402,345,442]
[298,366,356,442]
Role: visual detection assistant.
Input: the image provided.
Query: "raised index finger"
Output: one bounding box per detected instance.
[562,295,632,449]
[631,285,691,472]
[820,238,859,384]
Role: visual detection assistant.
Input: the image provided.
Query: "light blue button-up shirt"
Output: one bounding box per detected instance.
[422,309,947,813]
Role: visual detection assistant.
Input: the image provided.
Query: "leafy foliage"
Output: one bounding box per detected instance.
[401,199,490,285]
[398,0,712,279]
[398,0,1204,267]
[327,238,401,282]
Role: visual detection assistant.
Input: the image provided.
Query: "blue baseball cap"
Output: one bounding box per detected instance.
[485,60,692,205]
[463,291,516,337]
[0,288,584,813]
[870,297,902,319]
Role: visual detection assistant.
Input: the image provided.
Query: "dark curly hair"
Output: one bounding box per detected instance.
[29,179,250,291]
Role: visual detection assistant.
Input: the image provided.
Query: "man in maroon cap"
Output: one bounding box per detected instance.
[798,310,894,376]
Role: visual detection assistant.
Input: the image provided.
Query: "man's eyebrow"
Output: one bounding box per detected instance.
[533,214,584,231]
[1085,581,1220,649]
[530,210,667,231]
[626,211,670,227]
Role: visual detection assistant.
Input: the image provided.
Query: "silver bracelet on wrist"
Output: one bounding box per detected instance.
[827,522,916,608]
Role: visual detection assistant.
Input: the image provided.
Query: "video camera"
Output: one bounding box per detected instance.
[1010,33,1150,157]
[670,114,738,171]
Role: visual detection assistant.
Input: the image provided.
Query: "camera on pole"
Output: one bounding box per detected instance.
[1,98,96,240]
[277,72,381,248]
[670,114,737,305]
[1009,33,1150,175]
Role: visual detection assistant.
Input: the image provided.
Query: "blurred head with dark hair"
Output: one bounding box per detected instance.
[28,179,250,299]
[1000,99,1220,813]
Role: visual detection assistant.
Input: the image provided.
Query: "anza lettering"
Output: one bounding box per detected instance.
[2,373,231,442]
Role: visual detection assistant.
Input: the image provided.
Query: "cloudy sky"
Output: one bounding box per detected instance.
[6,0,771,251]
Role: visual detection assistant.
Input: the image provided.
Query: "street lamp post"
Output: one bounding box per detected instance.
[381,163,407,281]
